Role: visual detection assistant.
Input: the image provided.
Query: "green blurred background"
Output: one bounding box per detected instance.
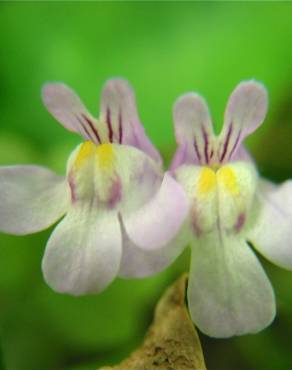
[1,2,292,370]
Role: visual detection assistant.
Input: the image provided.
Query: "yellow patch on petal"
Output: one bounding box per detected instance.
[74,141,115,173]
[210,162,220,171]
[198,165,240,197]
[74,141,95,169]
[217,166,239,195]
[96,143,114,170]
[198,167,216,195]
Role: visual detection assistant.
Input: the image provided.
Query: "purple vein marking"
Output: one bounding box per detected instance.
[201,126,209,164]
[106,108,114,142]
[193,137,201,162]
[68,171,77,203]
[220,123,233,162]
[76,115,93,141]
[235,212,245,233]
[80,113,101,143]
[228,129,242,160]
[118,110,123,144]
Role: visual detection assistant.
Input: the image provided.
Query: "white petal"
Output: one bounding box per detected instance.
[175,161,258,237]
[248,179,292,270]
[232,145,254,163]
[172,93,215,168]
[66,142,162,212]
[100,79,162,163]
[0,165,69,235]
[42,205,121,295]
[188,233,275,338]
[119,217,189,278]
[218,81,268,162]
[42,83,101,143]
[123,172,189,250]
[112,145,163,213]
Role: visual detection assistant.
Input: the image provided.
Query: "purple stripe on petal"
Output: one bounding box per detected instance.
[118,110,123,144]
[68,172,77,203]
[106,108,114,143]
[191,208,203,237]
[220,123,233,162]
[201,126,209,164]
[228,129,242,160]
[235,212,245,233]
[193,137,201,162]
[108,178,122,208]
[76,116,93,142]
[81,113,101,144]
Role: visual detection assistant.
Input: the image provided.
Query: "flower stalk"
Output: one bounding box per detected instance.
[101,274,206,370]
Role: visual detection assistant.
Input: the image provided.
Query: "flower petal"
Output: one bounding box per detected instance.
[42,205,122,295]
[119,217,188,278]
[66,142,163,216]
[171,93,215,169]
[42,83,101,143]
[232,145,254,163]
[100,79,162,163]
[0,165,69,235]
[188,232,275,338]
[123,172,189,250]
[174,161,258,238]
[248,179,292,270]
[218,80,268,162]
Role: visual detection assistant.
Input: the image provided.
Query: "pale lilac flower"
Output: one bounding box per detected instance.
[0,79,188,295]
[168,81,292,337]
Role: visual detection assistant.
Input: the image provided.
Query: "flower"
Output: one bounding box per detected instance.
[0,79,188,295]
[168,80,292,337]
